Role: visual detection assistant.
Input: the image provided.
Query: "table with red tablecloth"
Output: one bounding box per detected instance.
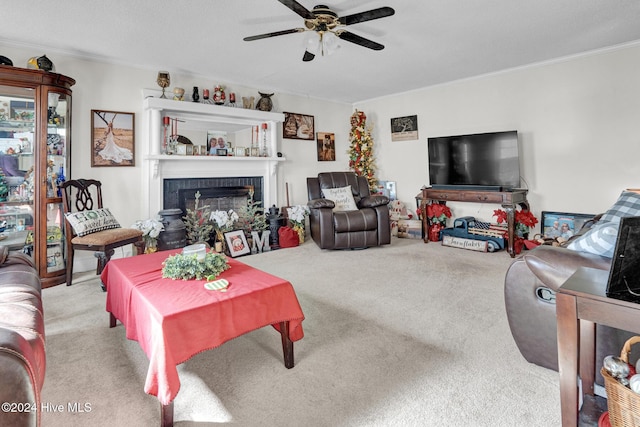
[101,249,305,415]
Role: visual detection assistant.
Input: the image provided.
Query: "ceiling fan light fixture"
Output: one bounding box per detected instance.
[305,32,321,55]
[322,32,340,56]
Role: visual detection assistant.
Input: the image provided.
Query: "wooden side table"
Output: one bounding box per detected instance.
[418,187,529,257]
[557,267,640,426]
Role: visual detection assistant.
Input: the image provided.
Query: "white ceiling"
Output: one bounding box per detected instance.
[2,0,640,104]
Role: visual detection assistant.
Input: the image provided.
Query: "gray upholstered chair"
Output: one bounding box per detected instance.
[307,172,391,249]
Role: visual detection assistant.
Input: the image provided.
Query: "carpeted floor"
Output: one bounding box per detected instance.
[40,237,561,426]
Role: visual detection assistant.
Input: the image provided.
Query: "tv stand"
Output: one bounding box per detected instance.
[419,187,529,258]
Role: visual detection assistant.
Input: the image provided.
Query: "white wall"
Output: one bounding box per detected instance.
[0,43,352,270]
[3,41,639,269]
[355,42,640,224]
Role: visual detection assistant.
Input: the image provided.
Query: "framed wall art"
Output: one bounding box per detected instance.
[316,132,335,161]
[540,211,595,239]
[390,115,418,141]
[91,110,135,167]
[225,230,251,257]
[283,112,314,140]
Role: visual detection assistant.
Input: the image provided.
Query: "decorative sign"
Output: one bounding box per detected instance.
[390,115,418,141]
[442,235,488,252]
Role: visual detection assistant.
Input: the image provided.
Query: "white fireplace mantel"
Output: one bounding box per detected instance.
[141,93,285,218]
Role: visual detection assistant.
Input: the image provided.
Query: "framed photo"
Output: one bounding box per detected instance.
[207,131,227,154]
[283,112,314,140]
[316,132,335,161]
[224,230,250,257]
[391,115,418,141]
[235,147,247,157]
[540,211,595,239]
[46,243,65,272]
[91,110,135,167]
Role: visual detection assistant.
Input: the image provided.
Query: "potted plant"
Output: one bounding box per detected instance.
[287,205,310,243]
[209,209,239,253]
[426,203,452,241]
[131,216,165,253]
[182,191,214,245]
[493,208,539,254]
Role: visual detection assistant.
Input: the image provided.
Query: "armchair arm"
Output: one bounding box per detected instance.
[522,245,611,291]
[308,198,335,210]
[358,195,389,209]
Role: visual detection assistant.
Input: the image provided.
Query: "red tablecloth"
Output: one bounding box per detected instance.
[101,250,305,405]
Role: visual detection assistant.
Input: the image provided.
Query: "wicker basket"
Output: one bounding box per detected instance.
[602,336,640,427]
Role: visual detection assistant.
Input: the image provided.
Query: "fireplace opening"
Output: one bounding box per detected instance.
[178,186,254,216]
[163,176,264,217]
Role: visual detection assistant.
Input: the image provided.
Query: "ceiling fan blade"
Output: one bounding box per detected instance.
[337,31,384,50]
[302,51,316,62]
[278,0,315,19]
[243,28,304,41]
[338,7,395,26]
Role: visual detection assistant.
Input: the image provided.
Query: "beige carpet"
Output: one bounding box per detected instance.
[40,237,561,426]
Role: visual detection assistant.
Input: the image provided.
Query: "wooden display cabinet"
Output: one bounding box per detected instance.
[0,66,75,287]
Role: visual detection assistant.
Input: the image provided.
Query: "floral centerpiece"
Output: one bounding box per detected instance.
[493,208,539,238]
[210,209,239,252]
[183,191,214,245]
[131,216,165,253]
[287,205,310,243]
[425,203,452,242]
[161,251,229,281]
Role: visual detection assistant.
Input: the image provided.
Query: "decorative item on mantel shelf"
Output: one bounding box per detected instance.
[183,191,214,245]
[493,208,539,254]
[213,85,226,105]
[287,205,310,243]
[424,203,452,242]
[210,209,239,254]
[131,216,165,253]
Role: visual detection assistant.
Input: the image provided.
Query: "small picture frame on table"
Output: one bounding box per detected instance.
[540,211,595,240]
[225,230,250,257]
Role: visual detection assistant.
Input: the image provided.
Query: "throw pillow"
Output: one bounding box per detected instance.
[567,221,620,258]
[601,191,640,223]
[322,186,358,212]
[65,208,121,237]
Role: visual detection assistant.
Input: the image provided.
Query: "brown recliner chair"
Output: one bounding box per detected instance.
[504,232,635,387]
[307,172,391,249]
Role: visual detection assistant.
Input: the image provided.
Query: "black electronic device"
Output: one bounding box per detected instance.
[606,216,640,302]
[427,130,520,191]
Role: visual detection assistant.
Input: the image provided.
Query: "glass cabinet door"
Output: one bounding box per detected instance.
[0,85,35,251]
[41,89,70,276]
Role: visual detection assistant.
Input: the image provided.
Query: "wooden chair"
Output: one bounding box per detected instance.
[59,179,143,289]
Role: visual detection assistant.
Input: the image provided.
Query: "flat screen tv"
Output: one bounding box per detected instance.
[428,130,520,191]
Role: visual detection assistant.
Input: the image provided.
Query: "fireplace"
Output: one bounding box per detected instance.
[163,177,264,215]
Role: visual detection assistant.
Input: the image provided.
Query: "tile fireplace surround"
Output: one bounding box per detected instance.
[141,94,285,219]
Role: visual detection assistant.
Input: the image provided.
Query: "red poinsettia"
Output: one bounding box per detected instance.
[493,209,538,235]
[426,203,452,225]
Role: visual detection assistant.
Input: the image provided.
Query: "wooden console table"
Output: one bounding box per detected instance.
[556,267,640,426]
[419,187,529,258]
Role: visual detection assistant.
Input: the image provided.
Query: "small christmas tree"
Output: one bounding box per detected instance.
[182,191,214,244]
[348,110,378,192]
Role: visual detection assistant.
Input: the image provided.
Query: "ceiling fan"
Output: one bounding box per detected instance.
[243,0,395,62]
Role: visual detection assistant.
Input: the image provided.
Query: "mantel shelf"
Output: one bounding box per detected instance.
[144,155,286,162]
[143,96,285,123]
